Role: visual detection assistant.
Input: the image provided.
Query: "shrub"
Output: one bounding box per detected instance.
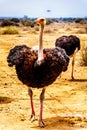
[0,19,19,27]
[21,19,31,26]
[10,18,20,23]
[75,18,84,23]
[2,26,19,34]
[46,19,53,25]
[80,44,87,66]
[21,19,36,27]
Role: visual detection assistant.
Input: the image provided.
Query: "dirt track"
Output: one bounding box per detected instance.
[0,24,87,130]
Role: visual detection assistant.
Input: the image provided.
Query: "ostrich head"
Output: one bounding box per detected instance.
[36,18,46,27]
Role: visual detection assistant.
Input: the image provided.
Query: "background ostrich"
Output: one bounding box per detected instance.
[55,35,80,80]
[7,18,69,127]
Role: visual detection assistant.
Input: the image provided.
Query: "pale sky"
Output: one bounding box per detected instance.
[0,0,87,18]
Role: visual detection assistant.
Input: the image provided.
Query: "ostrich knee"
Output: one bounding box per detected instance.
[40,88,45,103]
[28,88,35,121]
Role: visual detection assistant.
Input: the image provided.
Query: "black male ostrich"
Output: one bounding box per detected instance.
[55,35,80,80]
[7,18,69,127]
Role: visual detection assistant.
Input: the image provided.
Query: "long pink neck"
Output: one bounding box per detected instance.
[38,24,44,61]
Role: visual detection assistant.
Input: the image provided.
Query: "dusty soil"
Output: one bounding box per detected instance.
[0,23,87,130]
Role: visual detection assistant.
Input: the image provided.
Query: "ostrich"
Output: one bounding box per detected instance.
[7,18,69,127]
[55,35,80,80]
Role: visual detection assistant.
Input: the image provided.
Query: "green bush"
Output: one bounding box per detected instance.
[21,19,36,27]
[75,18,84,23]
[10,18,20,23]
[2,26,19,34]
[0,19,19,27]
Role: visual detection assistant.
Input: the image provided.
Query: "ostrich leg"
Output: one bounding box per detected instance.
[28,88,35,122]
[71,56,75,80]
[71,48,78,80]
[39,88,46,127]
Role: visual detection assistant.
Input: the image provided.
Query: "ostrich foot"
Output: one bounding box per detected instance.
[39,120,45,128]
[30,114,35,122]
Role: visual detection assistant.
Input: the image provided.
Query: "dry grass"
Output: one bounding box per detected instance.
[80,43,87,66]
[1,26,19,34]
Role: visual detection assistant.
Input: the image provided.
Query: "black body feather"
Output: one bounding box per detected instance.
[7,45,69,88]
[55,35,80,56]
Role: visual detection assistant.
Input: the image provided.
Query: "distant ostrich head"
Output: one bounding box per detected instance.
[36,18,46,27]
